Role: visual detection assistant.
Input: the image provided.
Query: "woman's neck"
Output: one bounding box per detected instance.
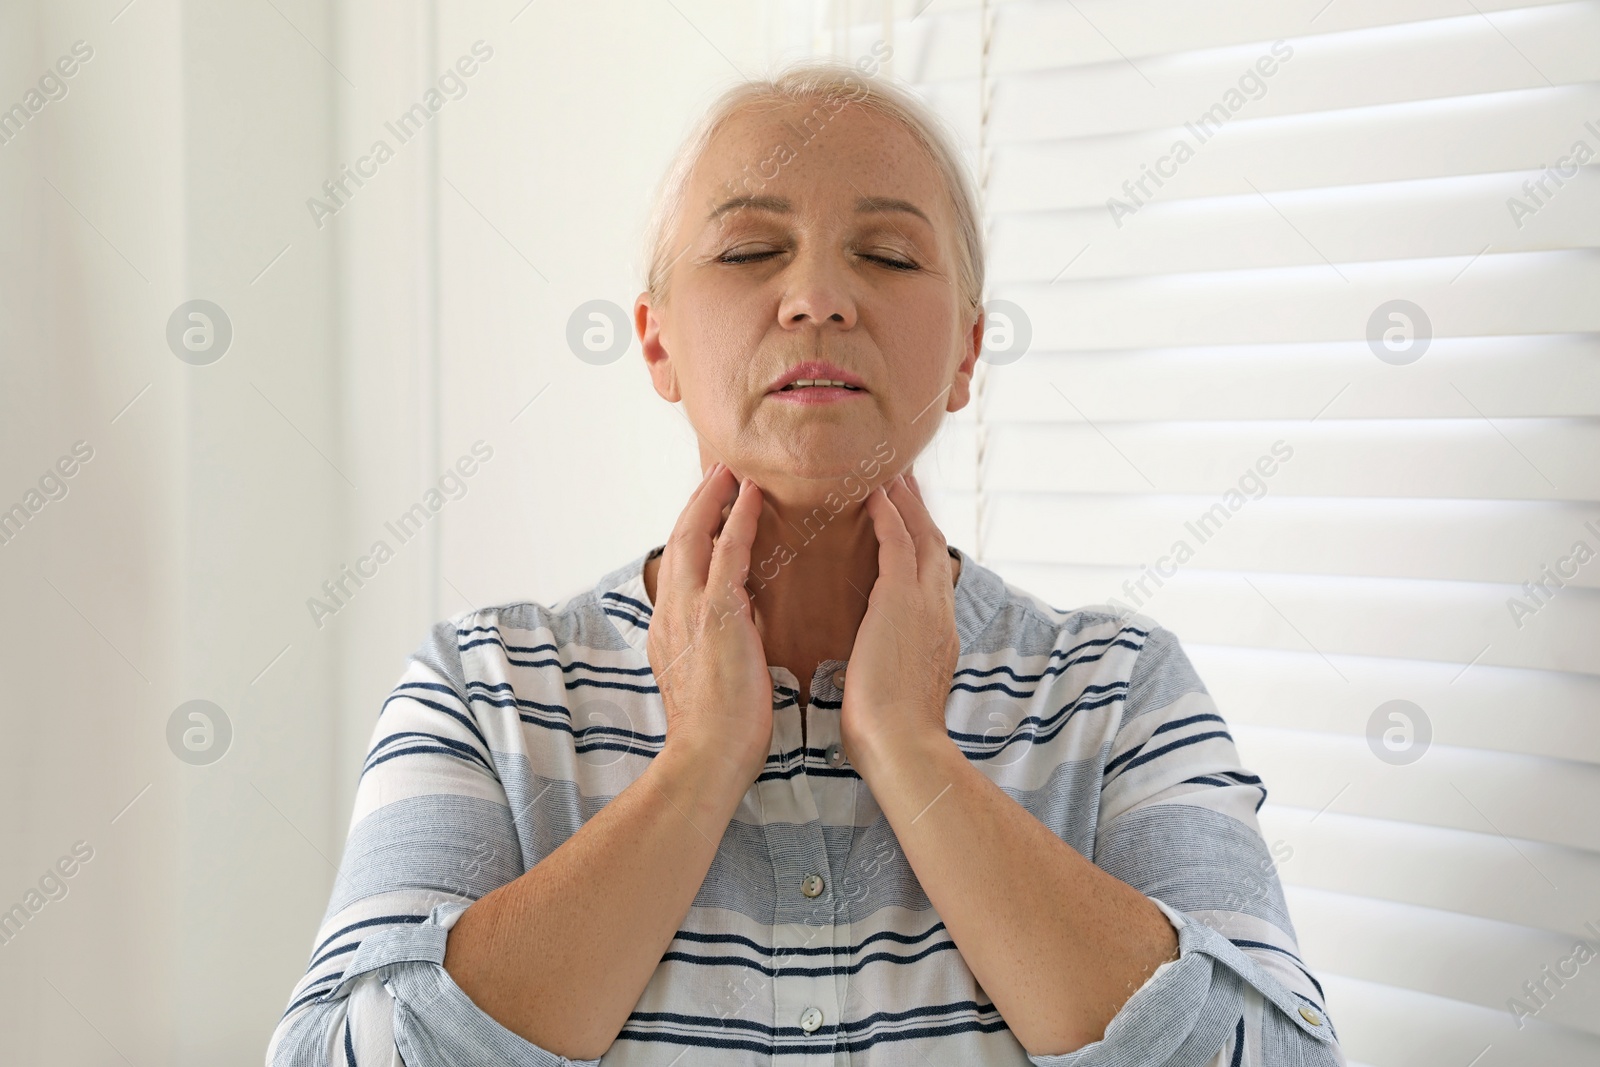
[641,491,959,702]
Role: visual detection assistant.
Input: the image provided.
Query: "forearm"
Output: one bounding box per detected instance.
[855,732,1179,1056]
[442,741,748,1060]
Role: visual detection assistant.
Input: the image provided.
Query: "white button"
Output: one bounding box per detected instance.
[831,669,846,689]
[800,873,825,898]
[799,1006,824,1033]
[824,742,845,767]
[1298,1006,1323,1026]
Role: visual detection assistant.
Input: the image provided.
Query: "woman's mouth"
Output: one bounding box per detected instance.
[769,379,867,404]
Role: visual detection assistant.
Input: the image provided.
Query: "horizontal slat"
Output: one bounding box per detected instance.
[993,171,1600,283]
[989,562,1600,674]
[1286,886,1600,1035]
[984,494,1600,588]
[1316,971,1600,1066]
[1261,807,1600,938]
[991,83,1600,210]
[993,251,1600,351]
[928,421,1600,500]
[967,336,1600,421]
[892,0,1576,80]
[1191,644,1600,766]
[949,6,1600,143]
[1240,723,1600,853]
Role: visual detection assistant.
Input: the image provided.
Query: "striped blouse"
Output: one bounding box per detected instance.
[265,543,1346,1066]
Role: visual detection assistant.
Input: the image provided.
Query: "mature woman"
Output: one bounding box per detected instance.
[267,60,1344,1067]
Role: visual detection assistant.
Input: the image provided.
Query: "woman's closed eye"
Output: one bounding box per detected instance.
[715,248,920,271]
[715,248,783,265]
[862,252,919,271]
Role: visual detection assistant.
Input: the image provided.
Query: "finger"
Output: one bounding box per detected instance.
[885,472,948,587]
[706,476,762,618]
[864,480,918,587]
[658,461,721,596]
[664,462,737,598]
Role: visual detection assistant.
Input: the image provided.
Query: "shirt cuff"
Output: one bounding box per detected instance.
[334,899,602,1067]
[1023,896,1338,1066]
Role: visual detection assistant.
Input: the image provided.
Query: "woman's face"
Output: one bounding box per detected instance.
[635,96,982,497]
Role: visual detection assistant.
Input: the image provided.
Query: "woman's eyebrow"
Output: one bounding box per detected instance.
[705,195,932,227]
[854,196,932,226]
[706,195,789,221]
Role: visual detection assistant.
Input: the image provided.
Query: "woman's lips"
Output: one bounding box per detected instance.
[767,385,867,405]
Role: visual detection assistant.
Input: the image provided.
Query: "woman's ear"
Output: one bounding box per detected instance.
[945,308,983,414]
[635,291,681,403]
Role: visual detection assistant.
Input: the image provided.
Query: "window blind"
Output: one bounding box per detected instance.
[849,1,1600,1063]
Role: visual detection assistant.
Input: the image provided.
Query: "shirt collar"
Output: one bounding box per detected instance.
[593,541,1008,672]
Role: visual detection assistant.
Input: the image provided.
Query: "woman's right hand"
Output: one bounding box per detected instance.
[647,461,774,789]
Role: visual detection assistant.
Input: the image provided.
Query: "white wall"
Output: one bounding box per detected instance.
[0,1,799,1062]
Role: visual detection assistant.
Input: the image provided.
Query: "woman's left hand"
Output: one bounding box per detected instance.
[839,471,961,775]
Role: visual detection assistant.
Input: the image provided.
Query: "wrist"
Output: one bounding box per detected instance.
[847,724,956,782]
[652,739,757,821]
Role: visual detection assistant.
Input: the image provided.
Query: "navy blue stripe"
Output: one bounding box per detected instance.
[949,643,1143,698]
[311,914,428,959]
[603,605,651,630]
[308,940,359,972]
[360,746,491,779]
[466,685,668,733]
[661,935,961,978]
[948,683,1127,750]
[391,680,470,703]
[1177,774,1268,812]
[465,687,573,718]
[959,690,1127,760]
[283,977,342,1017]
[344,1013,357,1066]
[482,703,669,755]
[1229,1014,1244,1067]
[363,731,492,774]
[951,629,1149,685]
[378,693,490,756]
[670,922,947,958]
[602,591,653,616]
[949,637,1147,696]
[618,1003,1011,1055]
[456,626,563,655]
[1231,939,1327,1003]
[459,636,657,676]
[1109,730,1236,783]
[1105,713,1230,778]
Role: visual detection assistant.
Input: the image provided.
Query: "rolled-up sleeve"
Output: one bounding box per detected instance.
[1026,621,1346,1067]
[264,617,597,1067]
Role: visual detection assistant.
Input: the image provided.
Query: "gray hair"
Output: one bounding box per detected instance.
[639,56,985,322]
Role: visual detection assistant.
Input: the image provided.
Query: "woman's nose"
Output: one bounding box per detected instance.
[777,253,858,329]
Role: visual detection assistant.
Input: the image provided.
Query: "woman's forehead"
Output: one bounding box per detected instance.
[691,102,946,218]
